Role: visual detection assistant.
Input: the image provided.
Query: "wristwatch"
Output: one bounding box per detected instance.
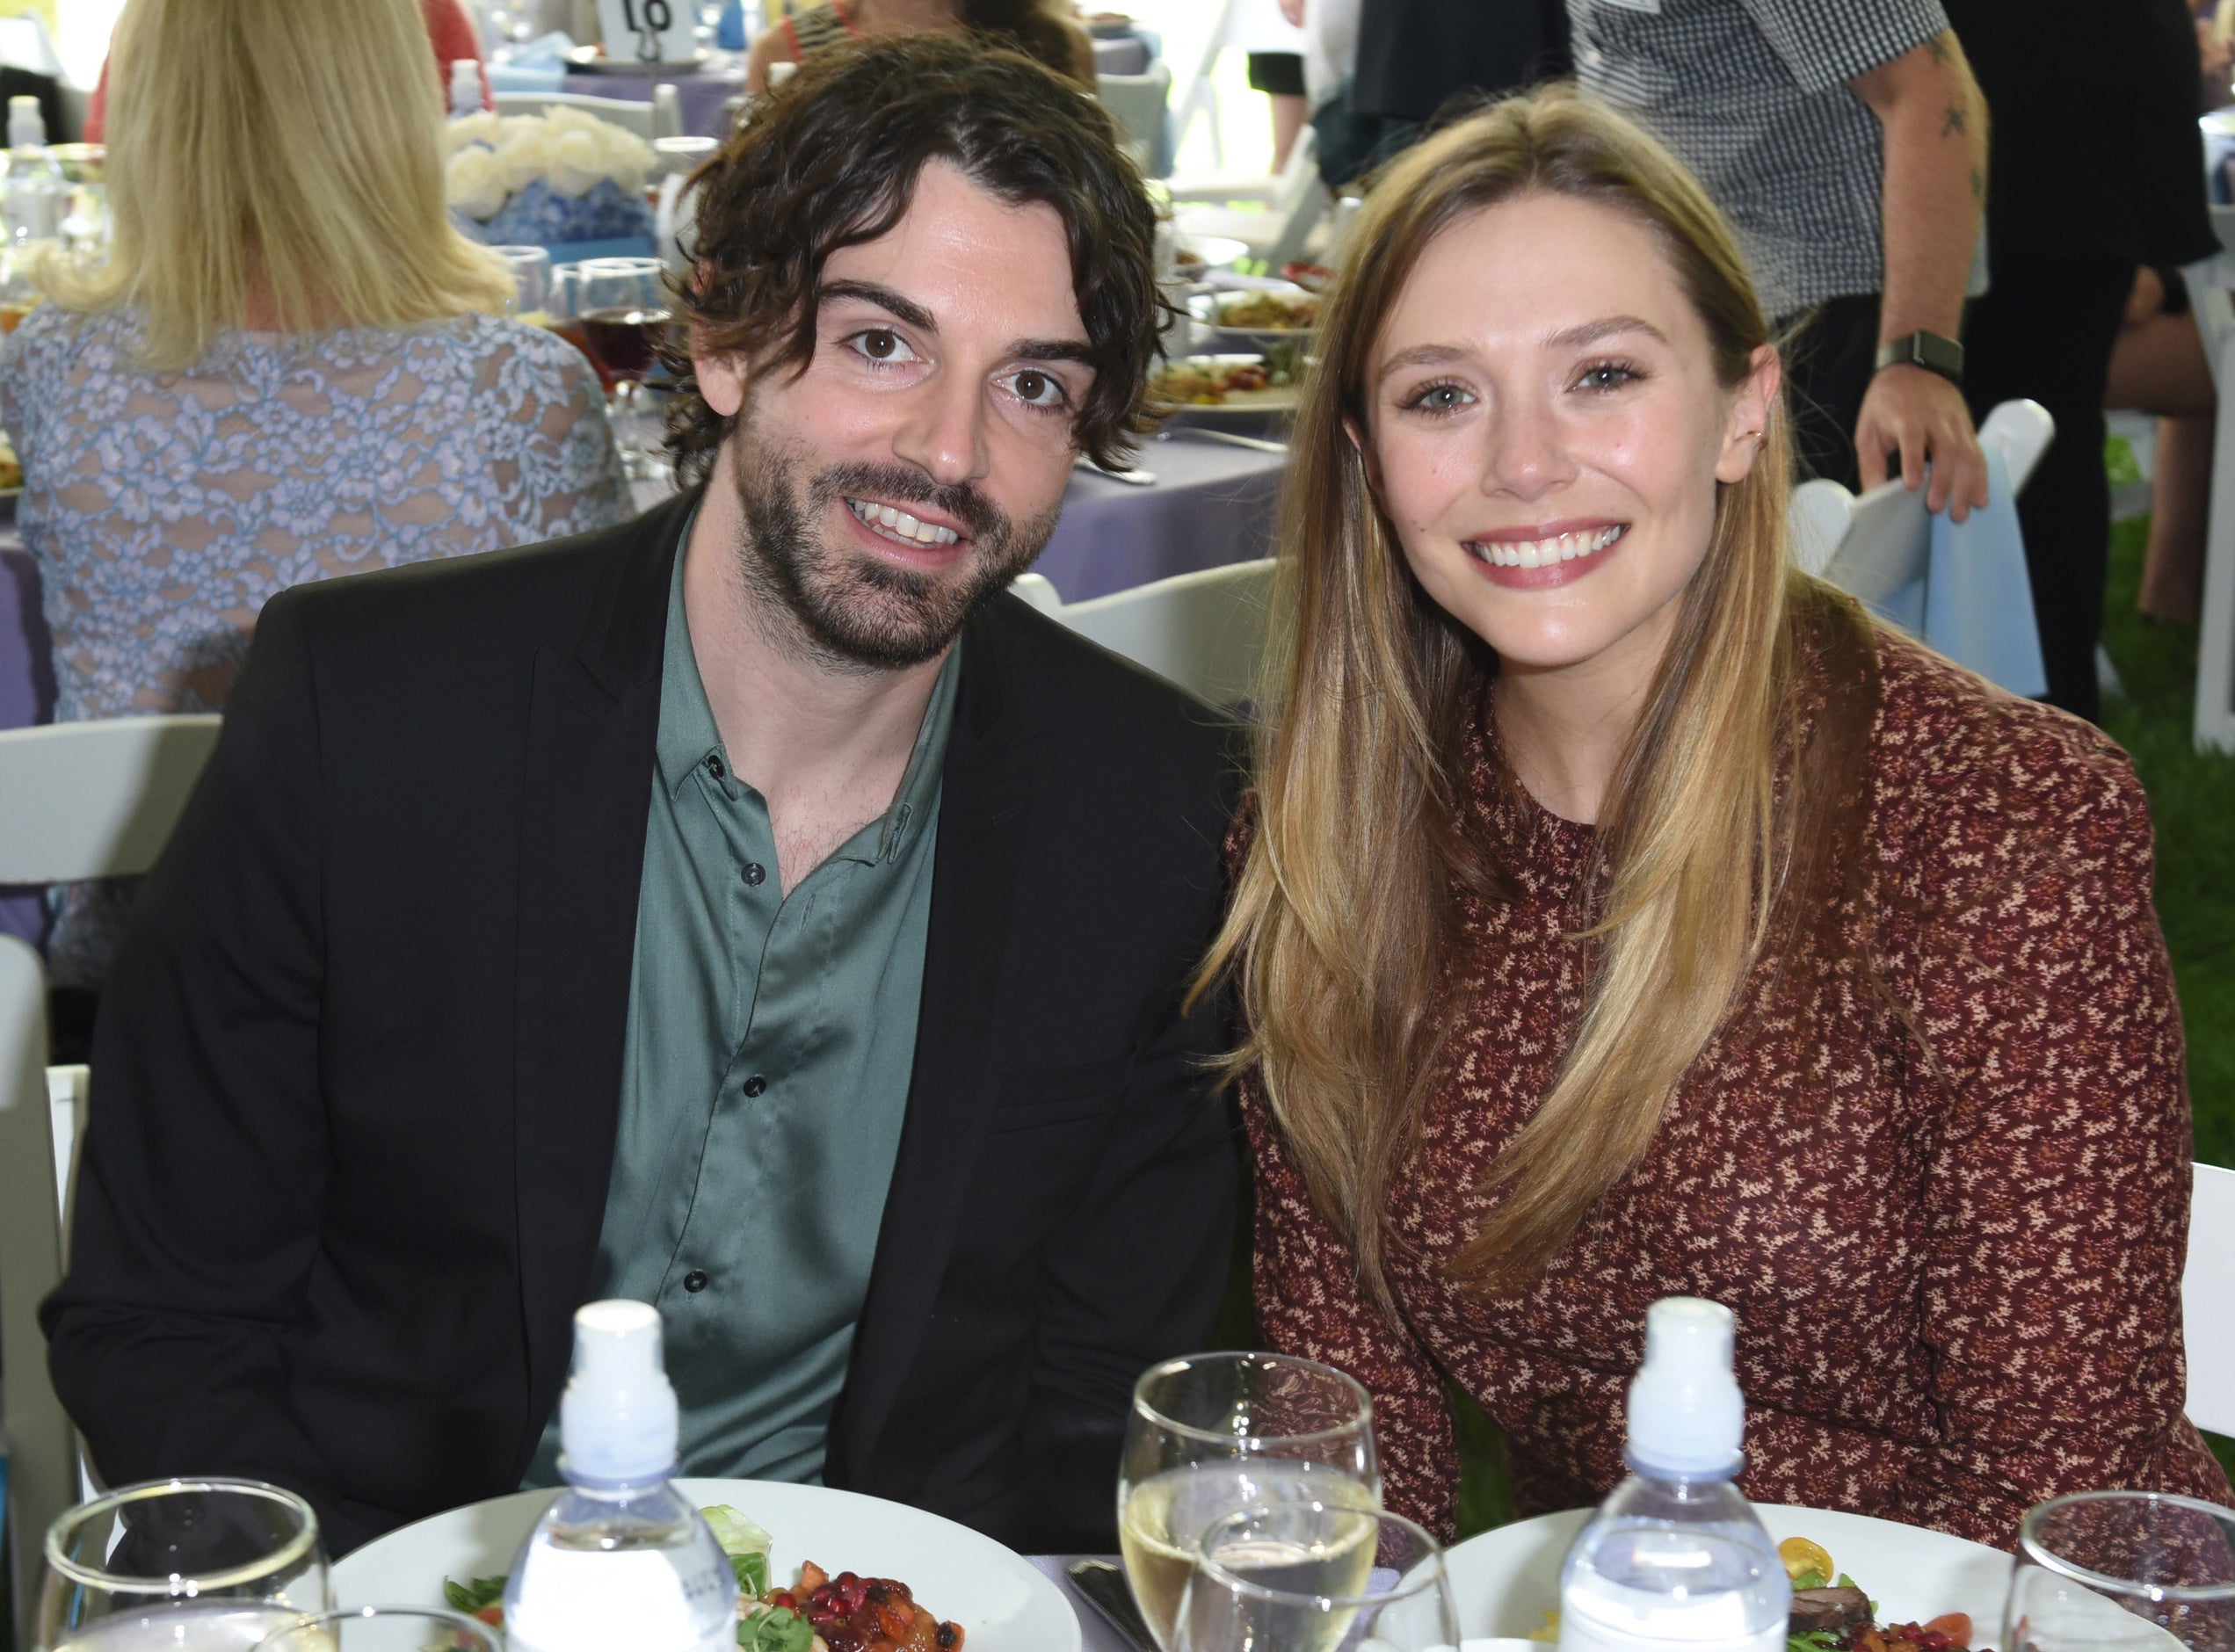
[1875,330,1964,388]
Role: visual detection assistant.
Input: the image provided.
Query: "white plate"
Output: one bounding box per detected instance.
[331,1477,1081,1652]
[1150,353,1302,424]
[1173,234,1250,278]
[1443,1503,2013,1642]
[1190,284,1319,351]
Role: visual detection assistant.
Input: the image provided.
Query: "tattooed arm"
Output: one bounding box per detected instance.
[1849,29,1991,519]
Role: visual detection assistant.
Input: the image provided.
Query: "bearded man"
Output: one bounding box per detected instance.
[43,36,1239,1557]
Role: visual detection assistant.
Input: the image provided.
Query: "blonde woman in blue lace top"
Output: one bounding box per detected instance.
[1,0,630,980]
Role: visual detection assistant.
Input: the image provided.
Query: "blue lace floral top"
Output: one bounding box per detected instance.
[1,304,631,722]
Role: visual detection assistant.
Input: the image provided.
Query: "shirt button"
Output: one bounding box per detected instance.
[683,1269,709,1293]
[743,861,766,886]
[706,753,725,780]
[743,1074,767,1098]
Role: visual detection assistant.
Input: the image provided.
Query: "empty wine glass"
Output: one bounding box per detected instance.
[572,256,673,482]
[1176,1504,1458,1652]
[253,1606,501,1651]
[2004,1490,2235,1650]
[37,1478,330,1651]
[490,244,554,322]
[1119,1352,1381,1651]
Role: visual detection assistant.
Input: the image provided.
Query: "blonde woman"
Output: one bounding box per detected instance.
[1208,88,2230,1549]
[1,0,628,983]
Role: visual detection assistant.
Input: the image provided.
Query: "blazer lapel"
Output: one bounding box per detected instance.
[511,495,693,1461]
[833,600,1040,1475]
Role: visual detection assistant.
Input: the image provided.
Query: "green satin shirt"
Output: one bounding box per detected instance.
[529,521,958,1486]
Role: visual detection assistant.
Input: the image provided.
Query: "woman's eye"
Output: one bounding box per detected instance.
[1007,368,1069,409]
[1577,362,1636,391]
[1404,382,1472,414]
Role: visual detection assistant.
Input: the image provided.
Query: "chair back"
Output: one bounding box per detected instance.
[0,715,222,884]
[1096,61,1172,178]
[2186,1161,2235,1437]
[1787,397,2054,601]
[0,934,66,1637]
[492,85,681,140]
[1055,559,1275,708]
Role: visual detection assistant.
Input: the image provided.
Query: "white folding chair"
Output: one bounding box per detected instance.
[0,714,221,1639]
[493,85,681,141]
[1096,61,1172,179]
[1037,559,1276,709]
[1788,397,2055,598]
[2186,1161,2235,1438]
[1170,126,1331,271]
[2182,243,2235,753]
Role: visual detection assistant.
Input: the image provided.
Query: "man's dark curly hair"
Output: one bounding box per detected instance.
[658,34,1168,483]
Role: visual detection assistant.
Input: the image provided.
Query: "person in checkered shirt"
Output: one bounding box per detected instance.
[1569,0,1990,524]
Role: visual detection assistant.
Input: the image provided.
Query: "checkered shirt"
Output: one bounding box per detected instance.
[1569,0,1948,320]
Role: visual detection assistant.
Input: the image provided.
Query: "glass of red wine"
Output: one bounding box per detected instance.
[572,257,673,482]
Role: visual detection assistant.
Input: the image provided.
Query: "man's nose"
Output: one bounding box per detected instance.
[892,369,989,489]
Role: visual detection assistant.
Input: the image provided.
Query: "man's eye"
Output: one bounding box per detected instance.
[850,329,914,364]
[1008,368,1068,408]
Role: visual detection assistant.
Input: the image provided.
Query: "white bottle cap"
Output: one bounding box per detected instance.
[8,96,43,150]
[1625,1296,1745,1477]
[558,1299,680,1482]
[449,59,481,113]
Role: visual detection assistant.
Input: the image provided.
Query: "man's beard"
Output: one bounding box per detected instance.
[729,414,1062,672]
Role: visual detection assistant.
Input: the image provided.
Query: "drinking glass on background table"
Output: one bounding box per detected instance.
[37,1478,331,1651]
[1119,1351,1381,1650]
[252,1606,500,1652]
[2005,1490,2235,1650]
[491,244,554,323]
[1176,1505,1457,1652]
[572,256,673,481]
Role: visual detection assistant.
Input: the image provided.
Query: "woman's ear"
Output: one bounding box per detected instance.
[1345,413,1385,500]
[1715,344,1781,484]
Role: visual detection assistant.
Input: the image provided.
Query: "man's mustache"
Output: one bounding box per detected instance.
[810,461,1010,546]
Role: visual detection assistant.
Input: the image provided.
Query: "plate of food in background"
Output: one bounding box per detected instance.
[1150,351,1306,423]
[1172,235,1250,283]
[1191,282,1320,351]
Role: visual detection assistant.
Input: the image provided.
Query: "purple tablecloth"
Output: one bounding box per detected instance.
[563,61,746,139]
[631,429,1287,605]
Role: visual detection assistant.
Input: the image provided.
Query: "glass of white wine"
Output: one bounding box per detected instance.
[1177,1503,1458,1652]
[251,1606,501,1651]
[37,1478,330,1651]
[1118,1351,1381,1651]
[2004,1490,2235,1650]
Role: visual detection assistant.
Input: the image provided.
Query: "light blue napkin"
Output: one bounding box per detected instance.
[1867,445,2049,698]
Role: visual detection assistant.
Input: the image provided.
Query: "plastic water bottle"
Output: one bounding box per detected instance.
[2,97,64,249]
[503,1300,739,1652]
[449,58,483,120]
[1556,1298,1790,1652]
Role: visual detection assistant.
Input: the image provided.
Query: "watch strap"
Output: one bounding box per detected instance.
[1875,330,1964,387]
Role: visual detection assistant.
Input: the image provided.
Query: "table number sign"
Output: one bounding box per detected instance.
[596,0,696,63]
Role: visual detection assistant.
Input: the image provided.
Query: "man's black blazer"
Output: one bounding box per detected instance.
[43,489,1243,1556]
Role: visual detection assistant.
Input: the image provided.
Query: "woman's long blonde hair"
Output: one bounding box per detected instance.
[1202,87,1879,1308]
[41,0,512,370]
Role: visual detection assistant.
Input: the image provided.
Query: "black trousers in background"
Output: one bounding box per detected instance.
[1775,293,1882,496]
[1961,255,2136,724]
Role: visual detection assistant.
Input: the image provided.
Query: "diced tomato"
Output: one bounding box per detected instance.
[1922,1613,1972,1647]
[473,1604,504,1627]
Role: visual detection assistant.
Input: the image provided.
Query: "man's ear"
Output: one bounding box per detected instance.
[694,346,748,418]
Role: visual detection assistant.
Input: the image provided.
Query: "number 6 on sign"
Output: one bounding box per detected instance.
[596,0,694,64]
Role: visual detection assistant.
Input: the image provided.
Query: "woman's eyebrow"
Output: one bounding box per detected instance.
[1546,315,1667,350]
[1376,343,1468,384]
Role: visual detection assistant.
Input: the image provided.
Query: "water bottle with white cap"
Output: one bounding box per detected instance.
[504,1300,739,1652]
[1555,1297,1790,1652]
[1,96,63,249]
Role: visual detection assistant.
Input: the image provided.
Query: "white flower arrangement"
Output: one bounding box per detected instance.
[444,106,656,225]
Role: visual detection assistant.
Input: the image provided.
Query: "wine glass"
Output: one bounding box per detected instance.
[37,1478,331,1651]
[253,1606,502,1651]
[572,257,673,482]
[1119,1352,1381,1650]
[490,244,555,322]
[2004,1490,2235,1650]
[1176,1504,1458,1652]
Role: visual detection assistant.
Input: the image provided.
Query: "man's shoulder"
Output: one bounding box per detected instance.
[969,591,1244,779]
